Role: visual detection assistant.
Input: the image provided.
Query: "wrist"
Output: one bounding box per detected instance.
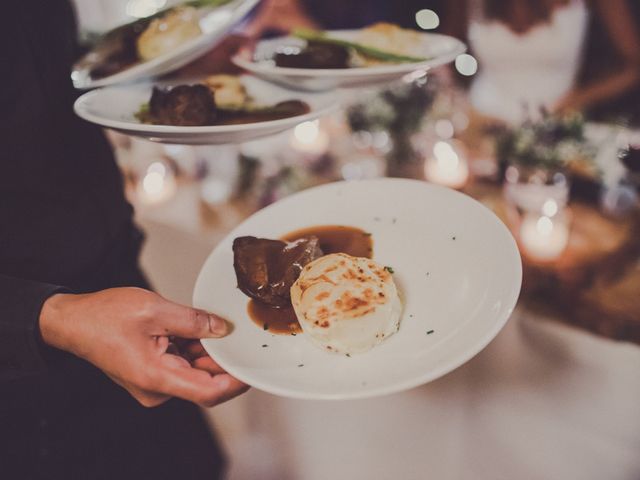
[39,293,79,354]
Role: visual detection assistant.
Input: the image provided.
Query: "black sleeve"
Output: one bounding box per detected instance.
[0,275,69,382]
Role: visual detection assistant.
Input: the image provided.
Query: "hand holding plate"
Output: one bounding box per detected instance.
[39,287,249,407]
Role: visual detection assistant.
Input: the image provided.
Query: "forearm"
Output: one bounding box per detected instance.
[0,274,69,382]
[568,66,640,111]
[39,292,83,356]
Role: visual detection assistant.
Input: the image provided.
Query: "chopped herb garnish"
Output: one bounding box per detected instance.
[427,330,435,335]
[297,364,304,367]
[291,332,297,336]
[363,232,372,237]
[426,272,430,276]
[262,344,268,347]
[409,314,414,318]
[384,266,395,274]
[452,236,456,240]
[263,323,269,331]
[392,218,397,224]
[346,353,351,357]
[134,102,150,123]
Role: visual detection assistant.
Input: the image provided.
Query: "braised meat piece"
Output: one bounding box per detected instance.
[233,236,323,307]
[89,20,150,79]
[148,84,217,126]
[274,41,350,69]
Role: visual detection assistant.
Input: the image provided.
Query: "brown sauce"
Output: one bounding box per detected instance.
[282,225,373,258]
[248,301,302,335]
[215,101,311,126]
[248,225,373,334]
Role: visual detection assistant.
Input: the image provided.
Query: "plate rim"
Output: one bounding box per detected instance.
[73,76,339,134]
[232,30,467,78]
[72,0,260,89]
[194,178,522,400]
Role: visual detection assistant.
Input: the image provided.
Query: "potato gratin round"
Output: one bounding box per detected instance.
[290,253,402,354]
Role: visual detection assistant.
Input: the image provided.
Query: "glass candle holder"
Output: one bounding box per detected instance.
[423,140,469,189]
[135,159,177,205]
[504,165,572,261]
[289,120,330,157]
[519,210,570,261]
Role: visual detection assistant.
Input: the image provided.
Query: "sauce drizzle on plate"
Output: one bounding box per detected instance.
[247,225,373,334]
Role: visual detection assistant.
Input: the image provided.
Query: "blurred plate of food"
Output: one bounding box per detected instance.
[193,179,522,400]
[233,23,466,90]
[72,0,259,89]
[74,74,337,144]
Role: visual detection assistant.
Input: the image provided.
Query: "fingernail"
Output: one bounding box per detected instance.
[208,314,229,337]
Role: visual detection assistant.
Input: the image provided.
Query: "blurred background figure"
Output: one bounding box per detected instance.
[237,0,640,124]
[441,0,640,124]
[246,0,447,35]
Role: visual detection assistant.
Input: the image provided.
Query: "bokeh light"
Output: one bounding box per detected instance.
[294,120,320,145]
[126,0,166,18]
[201,178,233,205]
[435,119,454,139]
[542,199,559,217]
[455,54,478,76]
[415,9,440,30]
[536,216,554,236]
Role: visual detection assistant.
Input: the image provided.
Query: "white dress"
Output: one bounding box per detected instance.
[468,0,589,124]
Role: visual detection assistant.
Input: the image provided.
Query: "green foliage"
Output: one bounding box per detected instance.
[496,112,595,171]
[347,79,435,136]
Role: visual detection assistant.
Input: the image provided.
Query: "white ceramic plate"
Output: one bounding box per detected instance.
[233,30,466,91]
[72,0,259,90]
[73,75,337,144]
[194,179,522,400]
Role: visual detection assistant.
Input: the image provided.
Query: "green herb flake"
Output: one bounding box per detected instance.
[384,266,395,274]
[427,330,435,335]
[134,102,150,123]
[262,344,268,348]
[263,323,269,331]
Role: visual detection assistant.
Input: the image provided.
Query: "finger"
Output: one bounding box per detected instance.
[107,373,170,408]
[130,389,170,408]
[191,356,226,375]
[155,335,169,354]
[155,301,228,339]
[160,353,192,369]
[155,364,248,407]
[183,340,208,359]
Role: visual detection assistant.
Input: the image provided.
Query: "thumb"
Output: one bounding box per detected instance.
[156,301,229,339]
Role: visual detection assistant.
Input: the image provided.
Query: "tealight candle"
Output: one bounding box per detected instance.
[424,140,469,189]
[136,161,177,205]
[201,177,232,206]
[289,120,329,156]
[519,212,569,261]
